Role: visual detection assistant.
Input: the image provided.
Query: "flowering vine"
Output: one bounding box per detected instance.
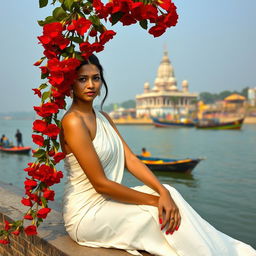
[0,0,178,244]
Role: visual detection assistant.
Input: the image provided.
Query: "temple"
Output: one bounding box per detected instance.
[136,51,198,118]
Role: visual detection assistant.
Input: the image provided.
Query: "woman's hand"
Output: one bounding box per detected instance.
[158,189,181,235]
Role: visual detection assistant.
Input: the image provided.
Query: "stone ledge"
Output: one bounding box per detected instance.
[0,182,150,256]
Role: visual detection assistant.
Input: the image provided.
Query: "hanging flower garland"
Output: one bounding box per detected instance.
[0,0,178,244]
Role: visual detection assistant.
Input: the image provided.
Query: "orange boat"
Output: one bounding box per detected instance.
[0,146,31,154]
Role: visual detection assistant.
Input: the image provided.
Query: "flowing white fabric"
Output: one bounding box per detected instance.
[63,110,256,256]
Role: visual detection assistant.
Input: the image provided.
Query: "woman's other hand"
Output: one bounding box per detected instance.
[158,189,181,235]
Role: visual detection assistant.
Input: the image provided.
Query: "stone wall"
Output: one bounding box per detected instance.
[0,182,150,256]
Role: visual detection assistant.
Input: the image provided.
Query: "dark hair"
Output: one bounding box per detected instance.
[77,54,108,110]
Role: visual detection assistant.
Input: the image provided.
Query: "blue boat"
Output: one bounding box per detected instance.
[137,155,202,174]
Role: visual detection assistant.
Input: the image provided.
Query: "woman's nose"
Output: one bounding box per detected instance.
[86,78,94,88]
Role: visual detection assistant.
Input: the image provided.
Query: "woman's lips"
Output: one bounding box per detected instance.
[85,92,96,96]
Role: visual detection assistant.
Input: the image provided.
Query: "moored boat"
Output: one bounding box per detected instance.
[0,146,31,154]
[137,155,202,174]
[195,117,244,130]
[151,117,195,128]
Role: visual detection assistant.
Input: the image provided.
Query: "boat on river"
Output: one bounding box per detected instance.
[195,117,244,130]
[151,117,195,128]
[0,146,31,154]
[137,155,202,174]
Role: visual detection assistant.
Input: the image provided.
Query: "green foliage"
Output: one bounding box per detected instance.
[39,0,48,8]
[199,87,248,104]
[139,20,148,30]
[53,6,68,21]
[121,100,136,109]
[111,12,124,25]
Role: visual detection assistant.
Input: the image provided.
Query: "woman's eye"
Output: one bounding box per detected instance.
[94,76,101,81]
[78,78,86,82]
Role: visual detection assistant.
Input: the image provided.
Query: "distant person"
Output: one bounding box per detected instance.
[141,147,151,157]
[15,129,24,147]
[0,134,10,147]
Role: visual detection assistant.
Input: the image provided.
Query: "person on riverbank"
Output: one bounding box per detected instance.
[15,129,23,147]
[60,54,255,256]
[141,147,151,157]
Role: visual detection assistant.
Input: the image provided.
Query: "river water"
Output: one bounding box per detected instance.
[0,119,255,248]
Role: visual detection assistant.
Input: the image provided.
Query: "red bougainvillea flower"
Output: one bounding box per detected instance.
[112,0,132,14]
[120,14,137,26]
[32,88,42,98]
[40,66,48,74]
[21,198,33,207]
[99,30,116,44]
[33,59,44,66]
[73,18,92,36]
[32,134,44,147]
[148,25,166,37]
[43,189,55,201]
[43,22,64,39]
[54,97,66,109]
[24,179,37,191]
[0,239,10,244]
[24,214,33,220]
[43,124,60,137]
[11,230,20,236]
[91,42,104,53]
[93,0,112,19]
[89,29,97,37]
[24,225,37,236]
[53,152,66,163]
[48,71,65,85]
[37,208,51,219]
[34,103,59,117]
[4,221,10,231]
[33,120,47,133]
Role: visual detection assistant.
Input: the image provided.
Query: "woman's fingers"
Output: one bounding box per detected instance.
[158,204,164,228]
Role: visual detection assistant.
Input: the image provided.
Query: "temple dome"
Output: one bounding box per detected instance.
[156,51,174,79]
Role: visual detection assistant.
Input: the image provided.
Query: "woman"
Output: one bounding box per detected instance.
[60,55,255,256]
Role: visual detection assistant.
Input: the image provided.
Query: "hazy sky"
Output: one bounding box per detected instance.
[0,0,255,112]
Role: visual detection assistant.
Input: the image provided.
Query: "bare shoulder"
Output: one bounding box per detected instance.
[62,111,86,130]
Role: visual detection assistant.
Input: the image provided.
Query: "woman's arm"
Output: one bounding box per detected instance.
[62,114,159,207]
[102,112,181,233]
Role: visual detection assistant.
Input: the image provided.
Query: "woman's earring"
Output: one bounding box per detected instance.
[70,90,74,98]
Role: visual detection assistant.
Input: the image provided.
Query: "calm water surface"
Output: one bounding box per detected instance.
[0,119,255,248]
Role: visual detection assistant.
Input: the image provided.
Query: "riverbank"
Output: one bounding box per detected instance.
[113,116,256,125]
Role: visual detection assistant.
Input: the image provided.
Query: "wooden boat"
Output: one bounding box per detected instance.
[0,146,31,154]
[195,117,244,130]
[151,117,195,128]
[137,155,202,174]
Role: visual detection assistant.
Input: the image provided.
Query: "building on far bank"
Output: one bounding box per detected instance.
[135,51,198,118]
[248,88,256,106]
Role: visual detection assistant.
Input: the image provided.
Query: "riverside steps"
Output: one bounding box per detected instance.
[0,182,151,256]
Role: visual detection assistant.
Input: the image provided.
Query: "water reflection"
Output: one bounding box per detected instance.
[154,171,199,188]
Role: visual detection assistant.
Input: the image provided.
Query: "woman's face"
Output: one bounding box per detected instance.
[73,64,102,103]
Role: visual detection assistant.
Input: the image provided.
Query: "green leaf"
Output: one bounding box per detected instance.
[39,0,48,8]
[42,91,51,103]
[33,149,46,158]
[139,20,148,30]
[110,12,123,25]
[54,119,62,128]
[52,140,60,151]
[65,44,75,54]
[41,72,48,80]
[89,15,101,26]
[38,16,57,26]
[74,52,84,61]
[39,83,48,90]
[69,36,83,44]
[41,197,48,208]
[53,7,68,21]
[63,0,74,10]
